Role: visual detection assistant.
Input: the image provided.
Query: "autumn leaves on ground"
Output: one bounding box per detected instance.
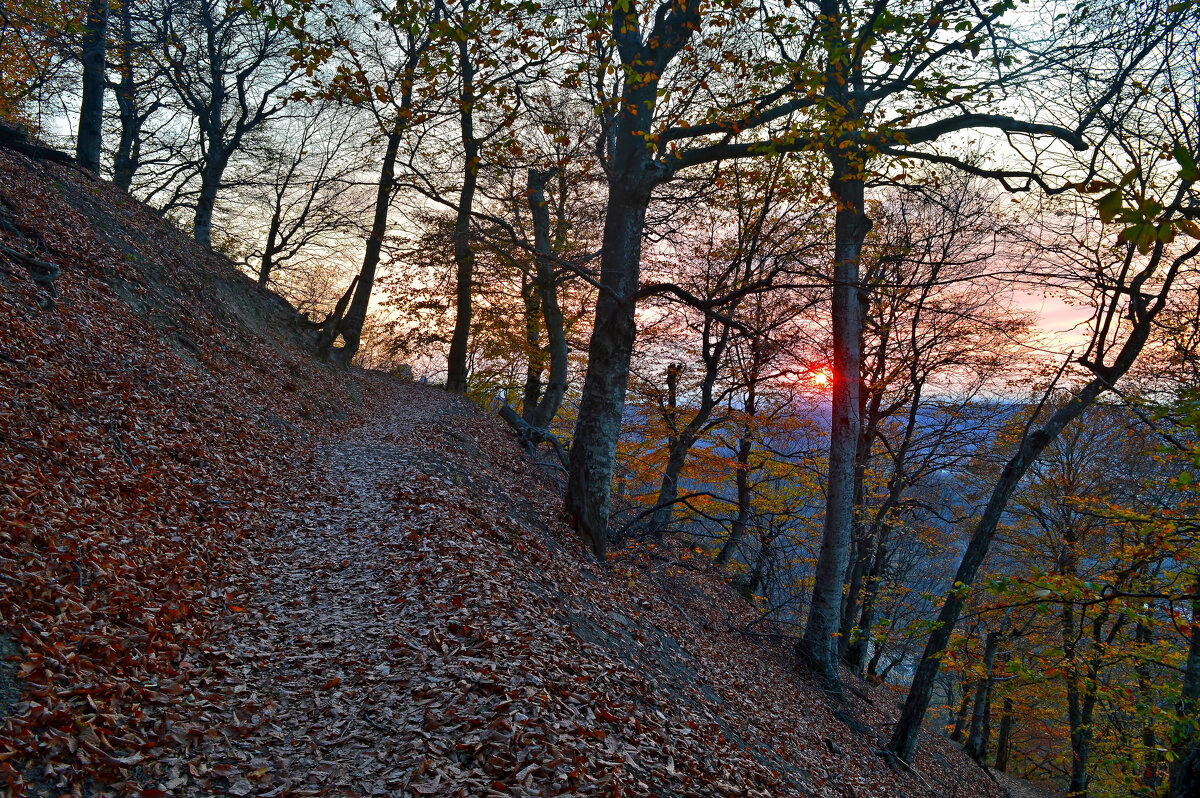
[0,142,1010,795]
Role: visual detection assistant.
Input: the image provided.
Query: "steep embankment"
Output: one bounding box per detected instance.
[0,145,1007,798]
[0,145,381,794]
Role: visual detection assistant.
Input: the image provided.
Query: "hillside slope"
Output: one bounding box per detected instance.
[178,384,1007,798]
[0,145,379,794]
[1,146,1007,798]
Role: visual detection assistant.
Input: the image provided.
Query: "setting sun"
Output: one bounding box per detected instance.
[810,369,831,387]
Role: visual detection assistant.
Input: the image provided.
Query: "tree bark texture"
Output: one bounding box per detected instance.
[1169,578,1200,798]
[564,186,649,558]
[994,698,1014,772]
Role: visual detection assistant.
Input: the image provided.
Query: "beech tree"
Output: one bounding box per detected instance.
[431,0,551,393]
[152,0,301,246]
[237,107,368,292]
[290,0,444,362]
[631,156,825,537]
[837,174,1032,671]
[107,0,174,191]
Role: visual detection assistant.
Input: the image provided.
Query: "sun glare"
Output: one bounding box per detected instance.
[810,369,831,387]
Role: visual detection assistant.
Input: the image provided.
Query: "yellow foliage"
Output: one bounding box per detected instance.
[0,0,76,126]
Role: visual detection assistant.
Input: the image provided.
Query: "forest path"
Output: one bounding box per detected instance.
[173,384,581,797]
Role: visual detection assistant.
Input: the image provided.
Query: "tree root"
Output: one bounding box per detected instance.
[498,403,568,470]
[0,244,59,297]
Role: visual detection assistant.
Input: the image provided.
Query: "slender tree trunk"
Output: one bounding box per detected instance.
[951,678,974,743]
[257,211,282,287]
[77,0,108,174]
[888,238,1179,762]
[524,167,569,429]
[847,520,892,674]
[1066,691,1095,797]
[841,414,874,658]
[112,1,140,191]
[877,649,905,681]
[1061,540,1093,798]
[866,633,891,678]
[799,152,868,687]
[842,331,887,659]
[889,382,1110,763]
[521,272,544,419]
[321,274,357,335]
[1136,622,1160,791]
[651,435,691,535]
[980,688,994,763]
[651,330,727,535]
[994,697,1014,772]
[446,34,479,395]
[715,385,756,567]
[748,531,772,597]
[318,128,400,362]
[964,631,1001,763]
[193,4,227,248]
[847,380,920,672]
[1169,577,1200,798]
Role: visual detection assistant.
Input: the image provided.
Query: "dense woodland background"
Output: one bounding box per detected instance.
[1,0,1199,795]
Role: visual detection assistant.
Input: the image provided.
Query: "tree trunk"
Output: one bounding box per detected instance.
[651,323,727,536]
[560,0,701,558]
[847,380,921,672]
[445,34,479,395]
[994,697,1014,772]
[798,153,868,688]
[524,167,568,429]
[1168,577,1200,798]
[257,210,282,287]
[715,384,756,567]
[951,678,974,743]
[1061,540,1094,798]
[193,161,222,247]
[747,531,772,597]
[964,631,1001,763]
[840,412,874,658]
[318,128,401,362]
[112,0,140,191]
[521,271,543,419]
[846,520,892,674]
[193,6,227,249]
[564,183,649,558]
[77,0,108,174]
[1136,622,1160,791]
[841,328,889,660]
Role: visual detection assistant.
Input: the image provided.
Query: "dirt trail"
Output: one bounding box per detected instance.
[175,385,566,796]
[158,384,1002,798]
